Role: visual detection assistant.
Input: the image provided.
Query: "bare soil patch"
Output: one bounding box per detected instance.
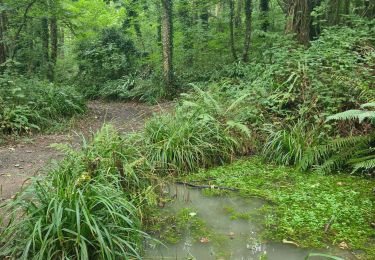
[0,101,171,200]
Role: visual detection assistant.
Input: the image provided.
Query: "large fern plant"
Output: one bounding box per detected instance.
[300,103,375,174]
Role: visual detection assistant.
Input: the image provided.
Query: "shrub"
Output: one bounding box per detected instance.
[0,125,155,259]
[0,75,85,135]
[76,27,137,92]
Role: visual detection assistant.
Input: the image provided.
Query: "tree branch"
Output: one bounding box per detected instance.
[11,0,38,59]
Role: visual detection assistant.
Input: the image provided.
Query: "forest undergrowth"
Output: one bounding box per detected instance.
[0,0,374,259]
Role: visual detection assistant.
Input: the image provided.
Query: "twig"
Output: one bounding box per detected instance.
[176,181,239,192]
[324,216,335,233]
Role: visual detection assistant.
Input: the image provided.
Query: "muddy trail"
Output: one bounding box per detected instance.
[0,101,171,201]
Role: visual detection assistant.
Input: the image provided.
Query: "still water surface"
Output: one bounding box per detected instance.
[145,185,355,260]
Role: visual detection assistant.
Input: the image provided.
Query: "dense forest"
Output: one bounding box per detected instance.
[0,0,374,259]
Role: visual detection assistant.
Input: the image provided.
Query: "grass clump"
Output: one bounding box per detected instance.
[143,86,251,174]
[262,121,319,166]
[0,125,157,259]
[185,157,375,259]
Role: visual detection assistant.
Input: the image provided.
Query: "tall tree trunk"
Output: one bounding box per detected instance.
[235,0,243,29]
[215,2,225,32]
[41,17,50,79]
[285,0,311,45]
[59,27,64,58]
[178,1,193,65]
[0,0,7,67]
[200,6,209,29]
[161,0,174,92]
[229,0,237,60]
[260,0,270,31]
[242,0,252,62]
[344,0,350,15]
[309,0,322,40]
[364,0,375,18]
[156,1,162,46]
[328,0,342,25]
[354,0,364,15]
[50,16,58,81]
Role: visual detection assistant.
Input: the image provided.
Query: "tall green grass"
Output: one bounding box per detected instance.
[262,121,319,166]
[143,86,251,173]
[0,125,156,259]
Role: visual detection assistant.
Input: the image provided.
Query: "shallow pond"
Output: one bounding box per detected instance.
[144,184,356,260]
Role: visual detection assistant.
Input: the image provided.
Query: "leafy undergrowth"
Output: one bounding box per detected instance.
[184,157,375,259]
[0,75,85,138]
[0,125,158,259]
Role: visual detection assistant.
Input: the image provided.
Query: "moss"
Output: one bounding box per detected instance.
[184,156,375,259]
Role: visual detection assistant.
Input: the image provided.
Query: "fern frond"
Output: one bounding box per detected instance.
[327,103,375,123]
[226,120,251,137]
[299,135,370,171]
[358,111,375,122]
[329,135,369,149]
[191,85,222,114]
[225,93,249,114]
[361,102,375,109]
[326,110,363,122]
[351,158,375,172]
[315,151,353,174]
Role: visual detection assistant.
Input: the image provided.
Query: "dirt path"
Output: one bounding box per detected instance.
[0,101,171,201]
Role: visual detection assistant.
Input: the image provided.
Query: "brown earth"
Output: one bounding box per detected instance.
[0,101,172,201]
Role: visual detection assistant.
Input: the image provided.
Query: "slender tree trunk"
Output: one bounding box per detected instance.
[59,27,64,58]
[285,0,311,45]
[50,16,58,81]
[215,2,225,32]
[242,0,252,62]
[0,0,7,67]
[215,3,221,17]
[156,1,162,46]
[229,0,237,60]
[344,0,350,15]
[309,0,322,40]
[354,0,364,15]
[328,0,342,25]
[260,0,270,31]
[277,0,289,14]
[235,0,243,29]
[161,0,174,92]
[178,1,193,65]
[200,6,209,29]
[41,17,50,79]
[364,0,375,18]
